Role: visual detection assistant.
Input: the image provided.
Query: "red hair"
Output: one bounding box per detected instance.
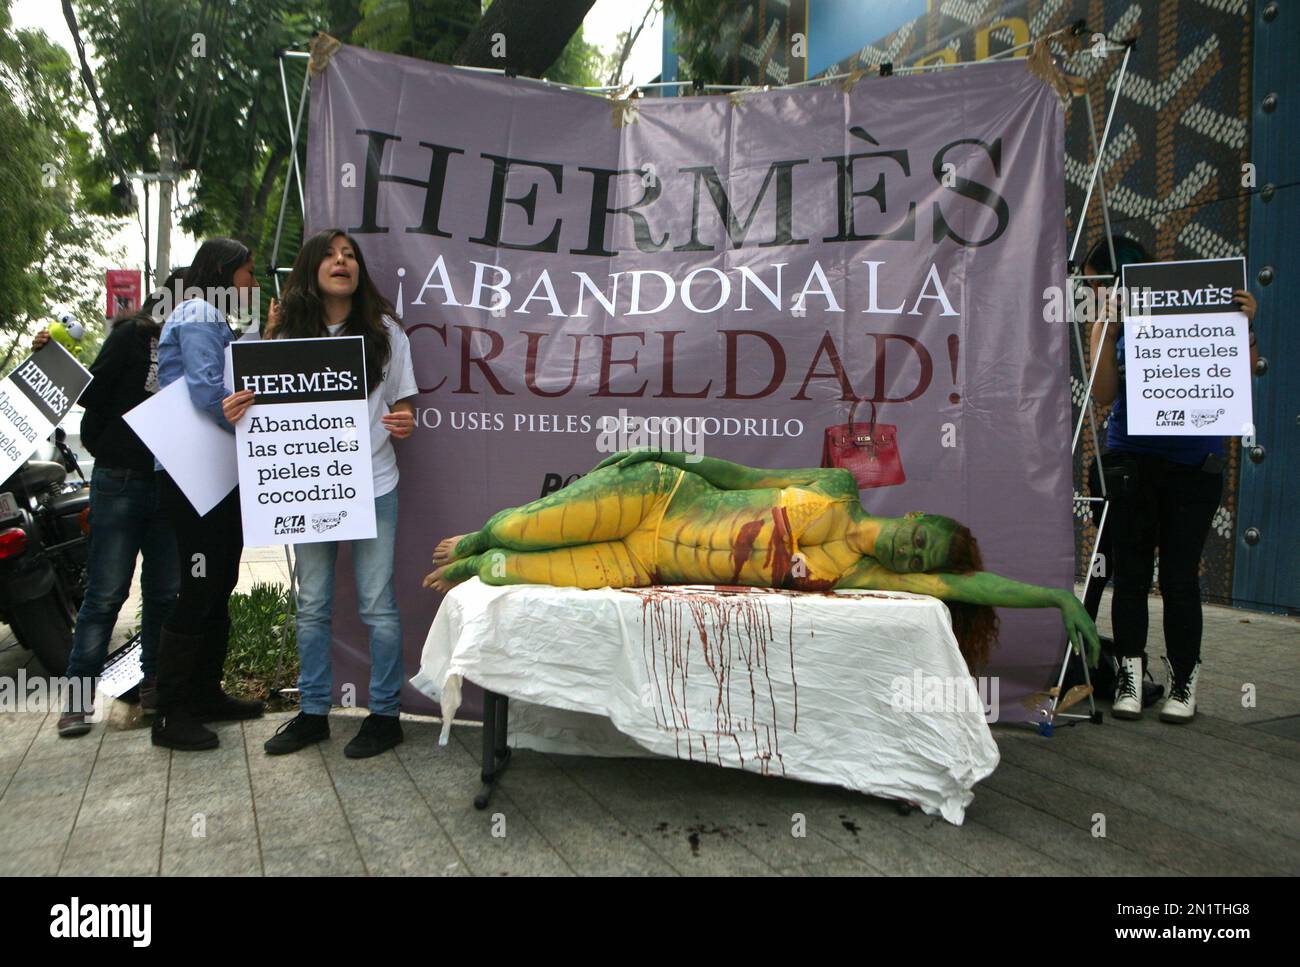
[943,525,1000,674]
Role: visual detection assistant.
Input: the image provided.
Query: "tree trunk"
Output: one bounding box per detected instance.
[235,91,263,239]
[452,0,597,77]
[250,145,290,248]
[156,108,177,289]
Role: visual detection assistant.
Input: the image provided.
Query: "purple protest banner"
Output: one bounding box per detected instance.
[305,45,1070,722]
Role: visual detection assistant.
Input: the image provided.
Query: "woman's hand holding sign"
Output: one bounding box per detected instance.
[223,389,255,425]
[263,298,284,339]
[382,403,415,440]
[1232,289,1256,322]
[1232,289,1260,368]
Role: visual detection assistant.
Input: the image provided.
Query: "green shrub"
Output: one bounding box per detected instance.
[224,582,298,706]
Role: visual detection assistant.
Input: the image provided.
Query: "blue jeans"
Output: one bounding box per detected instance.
[66,468,179,682]
[294,490,403,716]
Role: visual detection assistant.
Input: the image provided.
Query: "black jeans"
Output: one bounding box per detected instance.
[158,473,243,636]
[1103,451,1222,680]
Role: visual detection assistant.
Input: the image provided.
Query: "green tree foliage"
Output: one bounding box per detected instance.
[72,0,604,296]
[661,0,724,86]
[74,0,325,287]
[352,0,476,62]
[0,0,121,361]
[546,21,606,87]
[353,0,605,86]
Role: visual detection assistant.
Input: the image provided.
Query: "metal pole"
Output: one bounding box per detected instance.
[984,24,1069,60]
[279,55,307,219]
[1069,274,1109,500]
[1052,45,1132,729]
[1083,93,1119,283]
[1070,44,1131,263]
[142,180,151,285]
[269,55,310,281]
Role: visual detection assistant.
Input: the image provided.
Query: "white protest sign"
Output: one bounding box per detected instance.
[0,341,92,482]
[232,336,375,546]
[1120,257,1252,436]
[123,377,238,515]
[97,635,143,699]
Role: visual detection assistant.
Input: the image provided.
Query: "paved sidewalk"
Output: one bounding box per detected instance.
[0,547,1296,875]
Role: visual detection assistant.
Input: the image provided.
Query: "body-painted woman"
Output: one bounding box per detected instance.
[427,450,1100,671]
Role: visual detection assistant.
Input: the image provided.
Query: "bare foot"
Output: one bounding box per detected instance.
[433,534,468,567]
[422,563,457,594]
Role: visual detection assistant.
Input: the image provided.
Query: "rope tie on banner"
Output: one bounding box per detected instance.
[1026,38,1078,104]
[608,84,641,127]
[309,32,342,75]
[840,67,868,92]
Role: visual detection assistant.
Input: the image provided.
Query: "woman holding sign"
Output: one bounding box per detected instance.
[152,238,266,751]
[1086,235,1259,725]
[44,272,186,738]
[232,230,418,759]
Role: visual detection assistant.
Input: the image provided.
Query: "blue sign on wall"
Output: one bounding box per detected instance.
[805,0,930,75]
[662,1,929,89]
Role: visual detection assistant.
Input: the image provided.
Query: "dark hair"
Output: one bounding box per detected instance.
[276,229,394,394]
[1082,235,1150,278]
[942,524,1000,674]
[183,237,252,295]
[122,267,188,338]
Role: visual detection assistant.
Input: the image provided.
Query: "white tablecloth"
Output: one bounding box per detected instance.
[411,579,999,824]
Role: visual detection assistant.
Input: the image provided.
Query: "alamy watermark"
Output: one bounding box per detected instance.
[890,670,1000,723]
[594,408,705,462]
[49,898,151,947]
[0,671,95,714]
[145,281,261,329]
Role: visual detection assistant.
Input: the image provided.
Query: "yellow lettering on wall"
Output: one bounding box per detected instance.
[975,18,1030,60]
[913,49,957,68]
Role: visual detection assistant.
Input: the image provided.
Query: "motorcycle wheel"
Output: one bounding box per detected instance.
[7,589,73,676]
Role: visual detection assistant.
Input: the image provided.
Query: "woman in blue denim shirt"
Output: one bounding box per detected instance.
[151,238,267,751]
[237,230,417,759]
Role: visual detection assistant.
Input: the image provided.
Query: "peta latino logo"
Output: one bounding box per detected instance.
[311,510,347,534]
[1190,408,1225,428]
[273,514,306,536]
[1154,409,1185,428]
[49,897,151,947]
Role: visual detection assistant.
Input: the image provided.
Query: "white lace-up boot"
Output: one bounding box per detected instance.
[1112,656,1143,719]
[1159,657,1200,724]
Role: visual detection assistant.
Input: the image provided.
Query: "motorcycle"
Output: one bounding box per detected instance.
[0,427,90,675]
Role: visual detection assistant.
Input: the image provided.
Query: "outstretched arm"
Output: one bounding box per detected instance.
[835,560,1100,665]
[591,449,838,490]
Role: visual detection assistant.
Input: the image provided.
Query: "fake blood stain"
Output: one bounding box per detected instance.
[765,506,793,585]
[730,519,765,584]
[631,586,799,776]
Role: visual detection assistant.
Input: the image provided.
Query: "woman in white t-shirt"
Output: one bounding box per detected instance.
[227,229,419,758]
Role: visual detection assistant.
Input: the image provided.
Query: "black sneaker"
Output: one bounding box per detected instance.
[344,714,403,759]
[195,691,265,722]
[263,713,330,756]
